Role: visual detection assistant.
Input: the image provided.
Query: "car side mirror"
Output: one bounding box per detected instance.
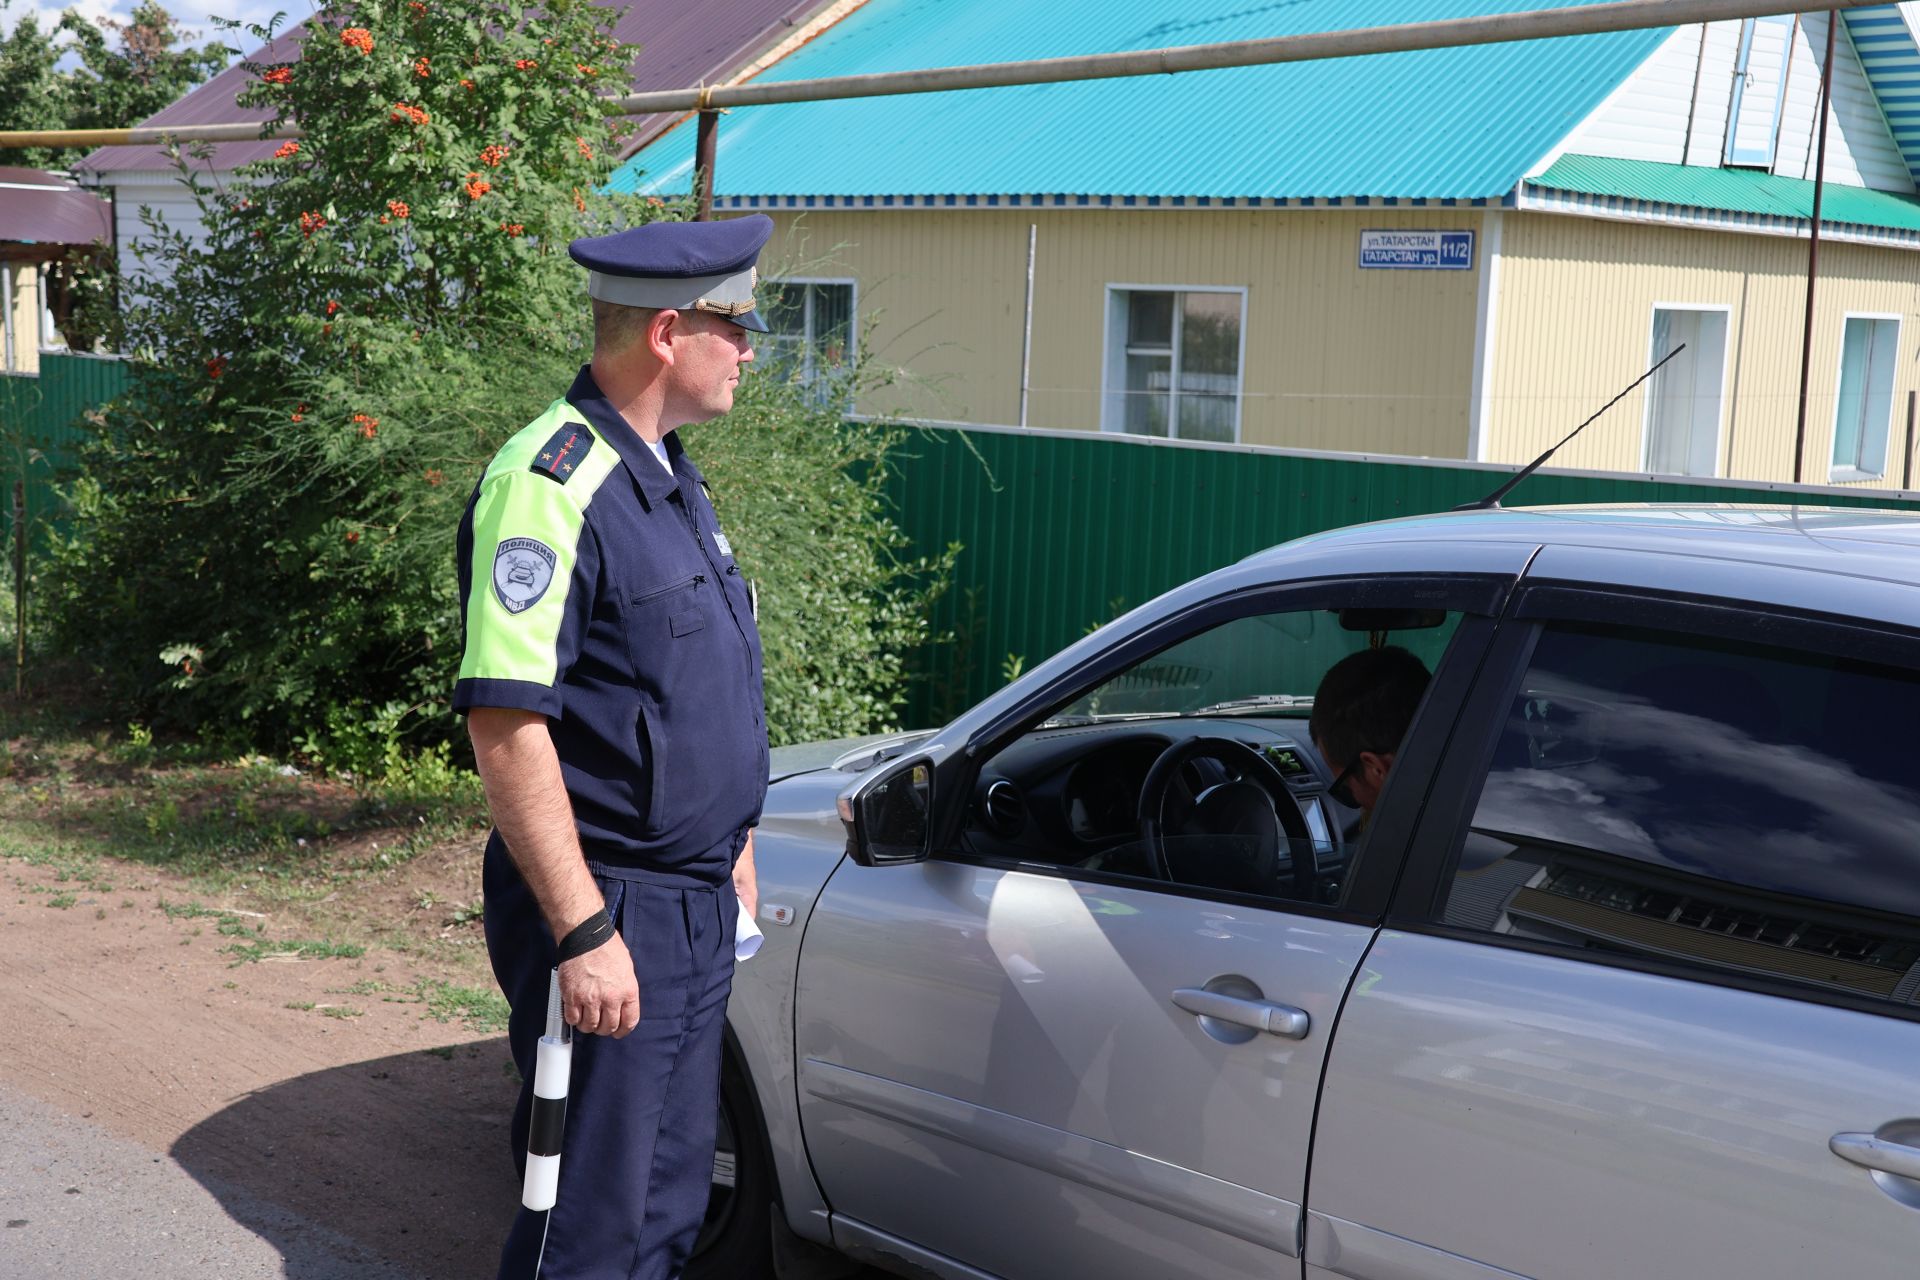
[839,757,934,866]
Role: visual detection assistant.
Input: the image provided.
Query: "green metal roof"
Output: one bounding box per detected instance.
[610,0,1671,202]
[1528,154,1920,232]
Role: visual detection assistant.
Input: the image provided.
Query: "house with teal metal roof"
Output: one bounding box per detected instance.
[618,1,1920,490]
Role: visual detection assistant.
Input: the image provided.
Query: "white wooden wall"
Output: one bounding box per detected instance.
[1550,16,1913,193]
[99,172,219,306]
[1774,11,1914,191]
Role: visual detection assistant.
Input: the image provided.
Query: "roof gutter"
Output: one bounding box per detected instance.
[0,0,1885,151]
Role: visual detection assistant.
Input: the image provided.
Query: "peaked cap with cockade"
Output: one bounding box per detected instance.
[568,214,774,333]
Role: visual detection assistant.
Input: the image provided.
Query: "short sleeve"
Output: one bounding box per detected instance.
[454,469,600,717]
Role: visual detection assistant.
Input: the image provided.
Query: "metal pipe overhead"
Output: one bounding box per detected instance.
[610,0,1881,115]
[0,0,1885,150]
[0,122,300,148]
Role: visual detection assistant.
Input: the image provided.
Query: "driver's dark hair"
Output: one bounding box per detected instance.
[1309,645,1432,768]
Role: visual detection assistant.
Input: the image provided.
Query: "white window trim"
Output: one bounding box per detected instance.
[1,261,14,374]
[1099,283,1249,443]
[37,265,65,352]
[768,276,857,384]
[1638,301,1733,478]
[1828,310,1904,483]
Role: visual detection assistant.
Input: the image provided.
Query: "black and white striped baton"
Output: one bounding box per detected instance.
[522,967,572,1212]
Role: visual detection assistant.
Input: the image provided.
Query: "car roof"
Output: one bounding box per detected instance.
[1250,502,1920,590]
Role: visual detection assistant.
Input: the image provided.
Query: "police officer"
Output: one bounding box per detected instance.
[454,214,774,1280]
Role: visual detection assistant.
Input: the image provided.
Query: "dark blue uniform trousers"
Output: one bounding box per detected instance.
[485,833,736,1280]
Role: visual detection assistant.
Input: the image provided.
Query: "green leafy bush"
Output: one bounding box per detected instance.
[50,0,947,758]
[683,358,955,746]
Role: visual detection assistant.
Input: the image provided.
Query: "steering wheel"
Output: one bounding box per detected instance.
[1137,736,1317,900]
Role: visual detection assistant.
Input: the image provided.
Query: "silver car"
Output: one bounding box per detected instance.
[690,505,1920,1280]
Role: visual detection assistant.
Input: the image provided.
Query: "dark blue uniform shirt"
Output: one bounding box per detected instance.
[454,366,768,884]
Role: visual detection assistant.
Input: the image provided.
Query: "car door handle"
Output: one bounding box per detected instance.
[1172,988,1310,1039]
[1831,1132,1920,1181]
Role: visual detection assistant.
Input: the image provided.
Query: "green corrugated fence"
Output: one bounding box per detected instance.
[0,352,131,547]
[883,423,1920,727]
[11,357,1920,731]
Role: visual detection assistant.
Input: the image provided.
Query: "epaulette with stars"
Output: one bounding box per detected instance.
[530,422,596,483]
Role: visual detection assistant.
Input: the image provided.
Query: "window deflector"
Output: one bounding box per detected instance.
[965,575,1509,766]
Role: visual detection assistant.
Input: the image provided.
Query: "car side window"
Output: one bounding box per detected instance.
[1440,620,1920,1009]
[957,603,1462,910]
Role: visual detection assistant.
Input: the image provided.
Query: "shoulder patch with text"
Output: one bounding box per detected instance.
[529,423,595,484]
[492,537,558,614]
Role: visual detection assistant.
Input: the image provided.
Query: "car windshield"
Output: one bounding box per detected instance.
[1044,609,1459,726]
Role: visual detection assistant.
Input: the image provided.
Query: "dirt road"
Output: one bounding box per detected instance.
[0,849,522,1277]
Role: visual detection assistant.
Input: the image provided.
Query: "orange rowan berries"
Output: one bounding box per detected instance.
[414,56,431,77]
[206,356,226,379]
[341,27,373,54]
[479,144,509,167]
[465,176,492,200]
[386,200,410,219]
[262,66,292,84]
[352,413,379,439]
[299,210,326,237]
[325,300,340,316]
[575,137,593,159]
[461,77,476,91]
[389,102,430,125]
[273,140,299,159]
[514,58,537,70]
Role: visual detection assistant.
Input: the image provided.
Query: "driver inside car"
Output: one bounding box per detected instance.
[1309,645,1432,830]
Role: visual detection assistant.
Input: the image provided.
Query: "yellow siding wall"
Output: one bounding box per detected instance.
[1490,213,1920,487]
[2,260,39,377]
[763,208,1481,456]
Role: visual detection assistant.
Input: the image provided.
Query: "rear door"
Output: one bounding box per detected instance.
[1305,569,1920,1279]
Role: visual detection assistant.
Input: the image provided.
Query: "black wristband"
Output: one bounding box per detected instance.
[556,908,615,963]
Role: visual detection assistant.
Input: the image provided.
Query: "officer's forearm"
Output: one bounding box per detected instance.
[468,707,604,939]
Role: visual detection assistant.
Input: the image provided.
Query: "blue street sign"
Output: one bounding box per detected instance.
[1358,230,1476,270]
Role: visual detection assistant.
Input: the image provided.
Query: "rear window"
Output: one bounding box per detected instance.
[1440,622,1920,1007]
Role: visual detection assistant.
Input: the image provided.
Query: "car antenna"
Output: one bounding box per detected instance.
[1454,343,1687,512]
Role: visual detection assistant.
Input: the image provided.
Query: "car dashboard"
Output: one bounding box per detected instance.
[959,716,1354,904]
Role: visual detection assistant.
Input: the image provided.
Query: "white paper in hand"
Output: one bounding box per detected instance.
[735,900,764,962]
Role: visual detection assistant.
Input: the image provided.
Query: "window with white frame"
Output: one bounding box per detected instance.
[1831,315,1900,481]
[1643,306,1728,477]
[1103,287,1245,443]
[762,279,854,387]
[37,267,67,352]
[1724,14,1794,169]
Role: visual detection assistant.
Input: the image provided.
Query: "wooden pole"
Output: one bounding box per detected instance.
[12,479,24,697]
[1904,389,1916,491]
[695,110,719,221]
[1794,11,1838,486]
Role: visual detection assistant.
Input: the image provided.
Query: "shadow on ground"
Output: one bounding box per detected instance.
[170,1038,522,1279]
